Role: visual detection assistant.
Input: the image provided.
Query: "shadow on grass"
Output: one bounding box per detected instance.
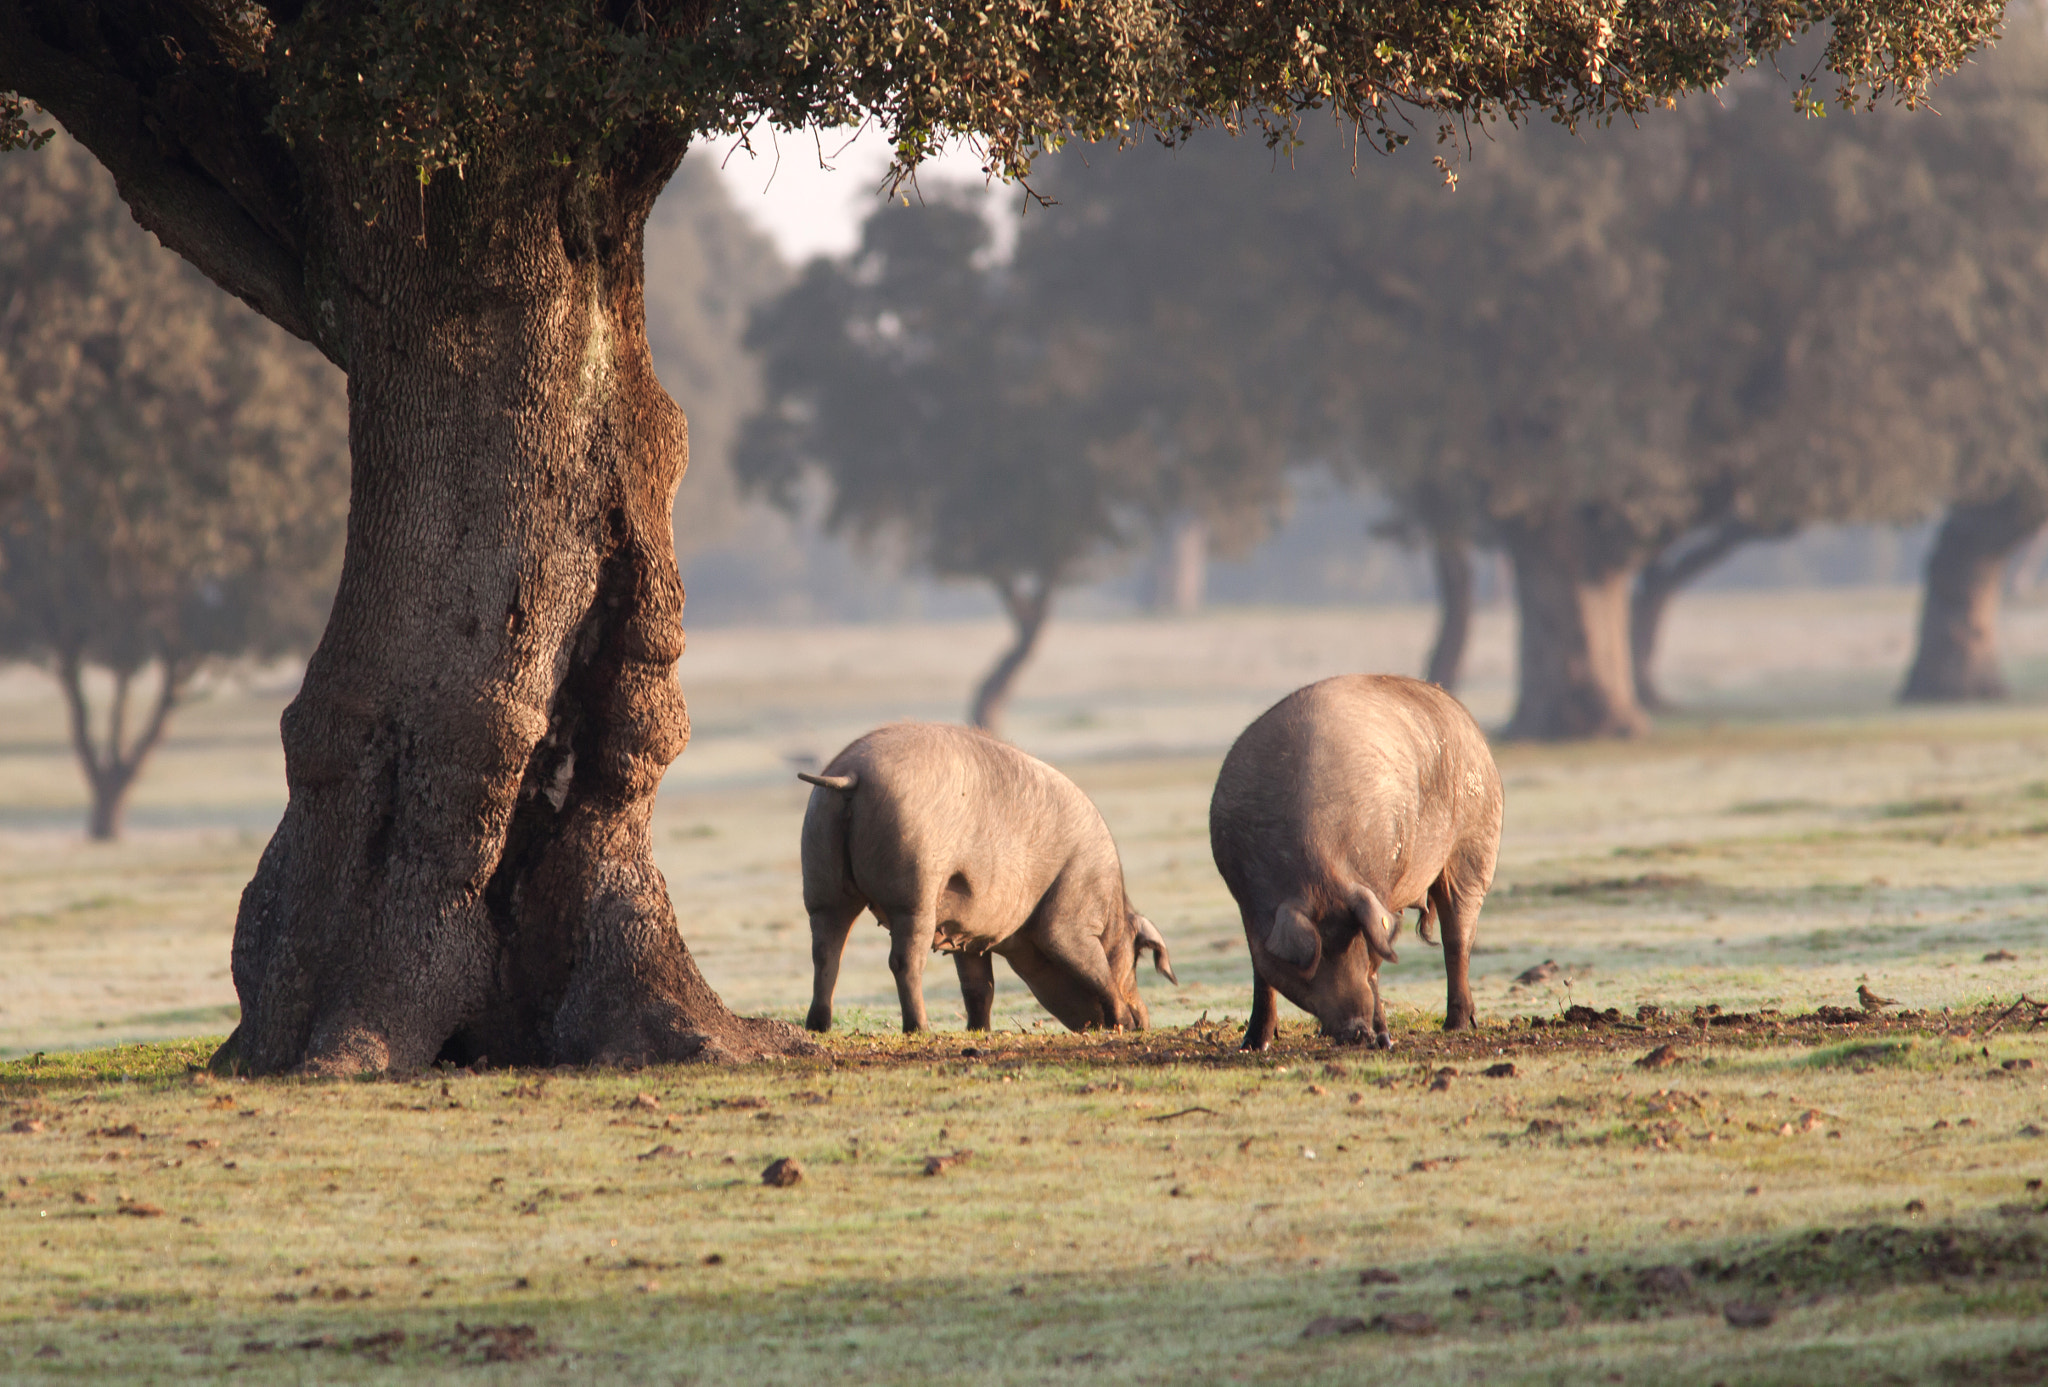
[0,1209,2044,1385]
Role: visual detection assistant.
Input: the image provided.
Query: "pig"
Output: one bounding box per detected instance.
[798,722,1175,1034]
[1208,674,1502,1049]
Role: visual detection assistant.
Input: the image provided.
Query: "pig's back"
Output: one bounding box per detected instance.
[832,723,1102,905]
[1211,676,1496,902]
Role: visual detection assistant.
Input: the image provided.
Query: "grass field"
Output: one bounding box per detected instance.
[3,589,2048,1382]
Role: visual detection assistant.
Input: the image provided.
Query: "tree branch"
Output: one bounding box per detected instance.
[54,646,106,786]
[0,2,317,348]
[112,654,187,785]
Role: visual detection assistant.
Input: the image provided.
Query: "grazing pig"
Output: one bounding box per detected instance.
[798,722,1174,1034]
[1209,674,1502,1049]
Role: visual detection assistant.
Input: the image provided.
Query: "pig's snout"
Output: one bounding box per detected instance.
[1326,1016,1376,1047]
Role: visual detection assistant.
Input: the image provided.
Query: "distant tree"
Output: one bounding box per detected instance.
[1611,36,2048,713]
[643,160,789,561]
[1857,18,2048,701]
[739,199,1125,732]
[0,134,347,839]
[1012,150,1310,618]
[1631,14,2048,707]
[1322,118,1707,738]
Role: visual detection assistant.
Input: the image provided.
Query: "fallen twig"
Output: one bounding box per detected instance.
[1144,1107,1219,1122]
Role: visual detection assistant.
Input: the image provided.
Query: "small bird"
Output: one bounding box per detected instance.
[1514,960,1560,988]
[1858,983,1899,1013]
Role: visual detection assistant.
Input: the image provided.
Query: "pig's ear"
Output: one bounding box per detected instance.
[1266,904,1322,973]
[1347,886,1400,964]
[1134,915,1177,985]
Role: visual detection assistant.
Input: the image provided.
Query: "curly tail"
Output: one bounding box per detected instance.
[797,771,858,791]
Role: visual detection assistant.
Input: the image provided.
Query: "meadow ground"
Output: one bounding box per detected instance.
[2,587,2047,1382]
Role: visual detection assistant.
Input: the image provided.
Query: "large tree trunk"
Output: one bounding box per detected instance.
[212,151,808,1077]
[1424,529,1474,692]
[1499,515,1648,740]
[56,653,185,842]
[1151,514,1208,615]
[971,574,1053,733]
[1900,487,2048,703]
[1630,519,1764,712]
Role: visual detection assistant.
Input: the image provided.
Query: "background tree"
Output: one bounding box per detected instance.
[740,200,1123,732]
[1852,19,2048,702]
[0,1,1996,1075]
[644,159,790,563]
[1011,149,1312,620]
[0,133,347,840]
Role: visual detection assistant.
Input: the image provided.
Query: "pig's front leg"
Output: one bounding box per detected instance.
[1241,972,1278,1051]
[955,951,996,1031]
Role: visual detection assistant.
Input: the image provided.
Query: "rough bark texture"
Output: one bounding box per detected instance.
[1499,515,1648,740]
[1900,488,2048,703]
[1630,519,1762,712]
[971,575,1053,733]
[1424,530,1474,692]
[57,654,185,842]
[206,152,809,1076]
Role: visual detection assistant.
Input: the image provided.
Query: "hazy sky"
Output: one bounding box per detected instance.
[706,124,1017,264]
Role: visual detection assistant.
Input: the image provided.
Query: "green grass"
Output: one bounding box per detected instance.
[10,597,2048,1380]
[3,1021,2047,1383]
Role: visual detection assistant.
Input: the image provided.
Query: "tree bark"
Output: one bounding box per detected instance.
[1151,514,1208,615]
[1630,519,1764,712]
[1424,529,1474,692]
[971,574,1053,733]
[209,150,810,1076]
[1499,516,1648,740]
[56,652,186,842]
[1900,487,2048,703]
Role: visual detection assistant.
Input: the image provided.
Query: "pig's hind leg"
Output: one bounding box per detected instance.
[955,952,996,1030]
[1430,875,1483,1030]
[885,906,941,1033]
[805,898,868,1033]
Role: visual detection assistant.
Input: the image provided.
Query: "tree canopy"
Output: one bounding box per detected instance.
[2,0,2006,364]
